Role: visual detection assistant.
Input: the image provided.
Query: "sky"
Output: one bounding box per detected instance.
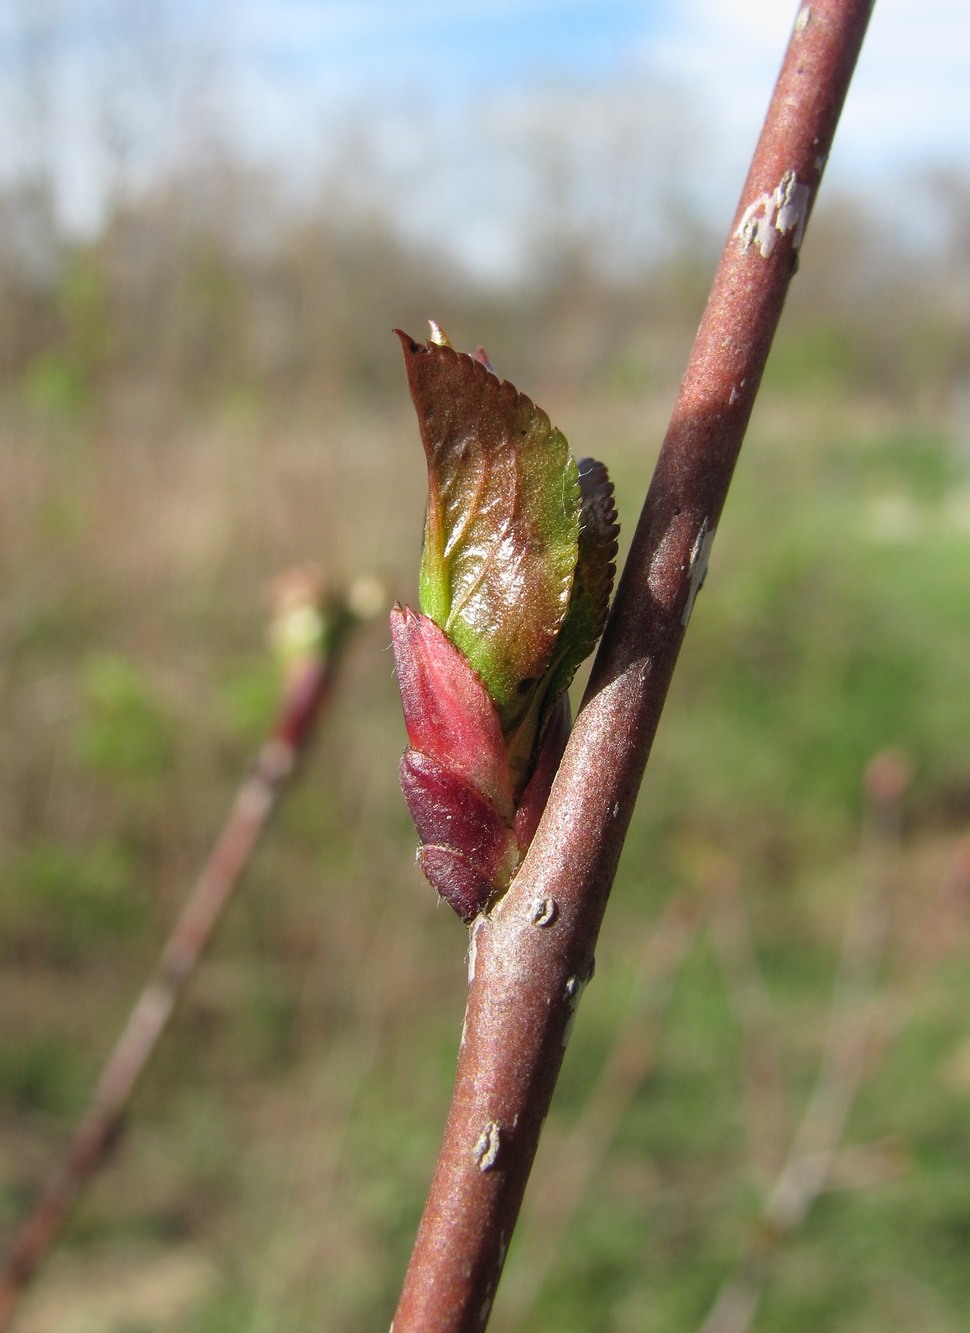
[216,0,968,177]
[2,1,967,277]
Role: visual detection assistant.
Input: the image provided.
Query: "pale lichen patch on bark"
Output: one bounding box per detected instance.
[735,170,811,259]
[473,1121,502,1172]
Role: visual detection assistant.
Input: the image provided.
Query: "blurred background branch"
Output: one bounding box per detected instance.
[0,571,370,1329]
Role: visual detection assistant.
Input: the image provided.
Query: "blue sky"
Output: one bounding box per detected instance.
[229,1,672,101]
[2,1,967,275]
[216,1,967,174]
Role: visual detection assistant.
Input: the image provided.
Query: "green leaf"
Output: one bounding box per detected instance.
[544,457,620,703]
[503,458,618,790]
[397,329,580,728]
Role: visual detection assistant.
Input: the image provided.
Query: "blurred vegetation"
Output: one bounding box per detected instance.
[2,32,970,1331]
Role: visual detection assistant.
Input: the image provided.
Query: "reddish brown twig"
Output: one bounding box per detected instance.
[392,4,874,1328]
[0,572,366,1331]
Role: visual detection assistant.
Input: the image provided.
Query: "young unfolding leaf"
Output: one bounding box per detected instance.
[393,328,619,922]
[390,605,514,823]
[402,749,520,924]
[504,457,619,789]
[396,329,579,732]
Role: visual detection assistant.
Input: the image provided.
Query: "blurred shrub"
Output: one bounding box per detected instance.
[18,252,110,420]
[23,351,90,420]
[651,422,970,854]
[0,1034,87,1115]
[763,320,863,398]
[73,654,176,786]
[0,837,143,965]
[213,661,278,750]
[830,426,964,502]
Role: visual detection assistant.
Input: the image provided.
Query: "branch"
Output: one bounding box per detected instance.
[0,571,368,1331]
[392,3,874,1328]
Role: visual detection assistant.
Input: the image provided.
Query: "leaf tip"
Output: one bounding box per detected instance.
[428,319,453,348]
[393,326,425,358]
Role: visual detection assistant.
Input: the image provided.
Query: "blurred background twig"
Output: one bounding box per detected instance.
[0,573,367,1330]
